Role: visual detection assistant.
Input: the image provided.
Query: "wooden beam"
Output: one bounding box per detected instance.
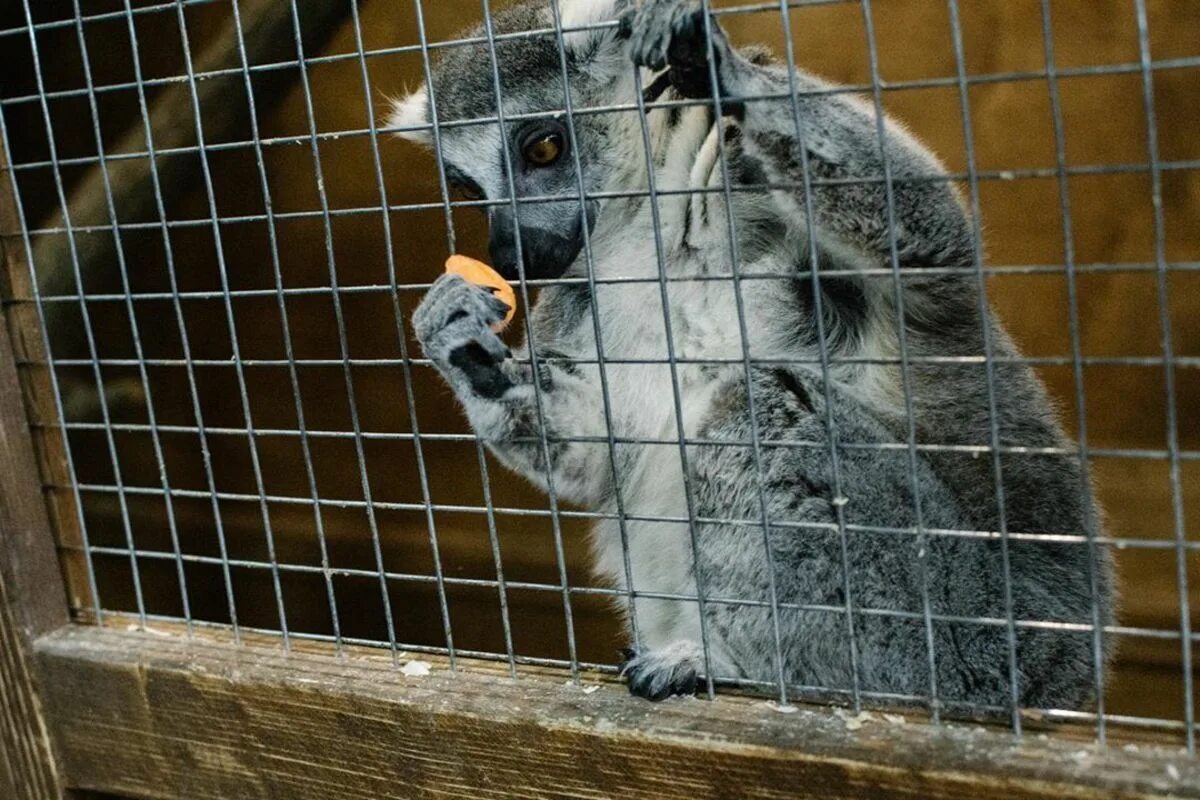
[34,624,1199,800]
[31,0,356,354]
[0,276,68,638]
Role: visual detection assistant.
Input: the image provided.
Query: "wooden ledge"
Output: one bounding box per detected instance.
[33,624,1198,800]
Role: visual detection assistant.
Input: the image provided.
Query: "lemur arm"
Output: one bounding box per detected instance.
[412,273,612,505]
[734,69,976,276]
[628,1,977,297]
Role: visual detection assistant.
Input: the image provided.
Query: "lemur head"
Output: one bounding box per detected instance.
[390,0,635,281]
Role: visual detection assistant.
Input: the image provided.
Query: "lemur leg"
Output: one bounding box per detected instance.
[413,273,611,504]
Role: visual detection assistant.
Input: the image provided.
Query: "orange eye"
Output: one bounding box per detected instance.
[523,133,563,166]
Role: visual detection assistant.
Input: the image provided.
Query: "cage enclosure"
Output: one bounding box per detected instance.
[0,1,1197,798]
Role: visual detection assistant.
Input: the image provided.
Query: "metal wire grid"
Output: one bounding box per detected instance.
[0,0,1195,749]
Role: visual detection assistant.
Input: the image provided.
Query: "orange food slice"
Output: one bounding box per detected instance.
[445,254,517,332]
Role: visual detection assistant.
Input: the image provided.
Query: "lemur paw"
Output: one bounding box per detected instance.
[623,0,729,101]
[413,273,513,399]
[619,642,703,701]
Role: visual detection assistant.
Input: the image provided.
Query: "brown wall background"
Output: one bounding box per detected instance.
[0,0,1196,724]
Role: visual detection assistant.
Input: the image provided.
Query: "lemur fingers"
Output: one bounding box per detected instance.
[620,641,705,701]
[413,273,514,399]
[624,0,738,103]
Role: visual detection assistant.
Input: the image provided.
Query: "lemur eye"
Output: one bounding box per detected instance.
[523,132,563,166]
[450,179,484,203]
[444,165,484,204]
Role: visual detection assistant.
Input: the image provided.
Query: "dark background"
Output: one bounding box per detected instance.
[0,0,1196,724]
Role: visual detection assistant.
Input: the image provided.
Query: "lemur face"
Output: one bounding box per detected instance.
[389,0,629,281]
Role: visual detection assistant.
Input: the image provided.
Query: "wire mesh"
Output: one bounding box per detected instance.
[0,0,1196,751]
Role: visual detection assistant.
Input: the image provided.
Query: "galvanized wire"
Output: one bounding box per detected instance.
[411,0,517,676]
[228,0,341,654]
[172,0,290,648]
[1132,0,1195,755]
[944,0,1023,736]
[479,0,580,680]
[113,0,243,638]
[18,0,149,632]
[1036,0,1108,744]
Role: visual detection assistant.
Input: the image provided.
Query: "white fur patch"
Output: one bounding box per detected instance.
[388,87,432,145]
[558,0,620,30]
[556,0,623,67]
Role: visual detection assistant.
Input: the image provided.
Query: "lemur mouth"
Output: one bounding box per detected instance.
[487,202,597,282]
[490,225,585,282]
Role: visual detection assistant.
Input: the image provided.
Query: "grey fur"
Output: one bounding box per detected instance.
[399,0,1114,712]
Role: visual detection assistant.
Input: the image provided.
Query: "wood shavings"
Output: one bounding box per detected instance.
[401,660,431,677]
[833,709,874,730]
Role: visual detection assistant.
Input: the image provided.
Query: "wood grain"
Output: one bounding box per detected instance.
[35,624,1200,800]
[0,585,63,799]
[0,133,92,616]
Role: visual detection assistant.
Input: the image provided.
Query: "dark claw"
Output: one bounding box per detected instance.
[620,647,701,702]
[627,2,727,102]
[487,294,512,320]
[631,673,674,702]
[616,13,633,40]
[676,669,699,696]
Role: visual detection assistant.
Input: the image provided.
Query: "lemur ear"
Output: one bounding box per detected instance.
[388,87,433,146]
[556,0,629,65]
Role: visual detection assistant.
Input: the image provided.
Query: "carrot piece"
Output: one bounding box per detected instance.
[444,254,517,332]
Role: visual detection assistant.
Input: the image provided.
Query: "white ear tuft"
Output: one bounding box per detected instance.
[557,0,622,57]
[388,87,432,146]
[558,0,621,31]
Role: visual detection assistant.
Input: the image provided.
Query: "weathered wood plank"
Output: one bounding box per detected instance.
[0,589,63,800]
[0,138,71,800]
[0,130,92,617]
[0,229,70,639]
[34,624,1199,800]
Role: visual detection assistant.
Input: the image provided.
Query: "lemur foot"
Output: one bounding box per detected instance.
[620,641,704,701]
[623,0,735,105]
[413,273,513,399]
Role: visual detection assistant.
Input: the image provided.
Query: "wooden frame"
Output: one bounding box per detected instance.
[31,623,1200,800]
[0,111,73,800]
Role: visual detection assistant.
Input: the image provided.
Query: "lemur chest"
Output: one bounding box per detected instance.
[588,267,750,440]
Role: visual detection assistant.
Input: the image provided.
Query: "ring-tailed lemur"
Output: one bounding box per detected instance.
[393,0,1114,710]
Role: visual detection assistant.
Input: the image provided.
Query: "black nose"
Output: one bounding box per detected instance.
[486,205,587,281]
[487,209,521,280]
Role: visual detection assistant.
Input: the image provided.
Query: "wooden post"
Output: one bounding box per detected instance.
[0,132,92,619]
[0,204,71,797]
